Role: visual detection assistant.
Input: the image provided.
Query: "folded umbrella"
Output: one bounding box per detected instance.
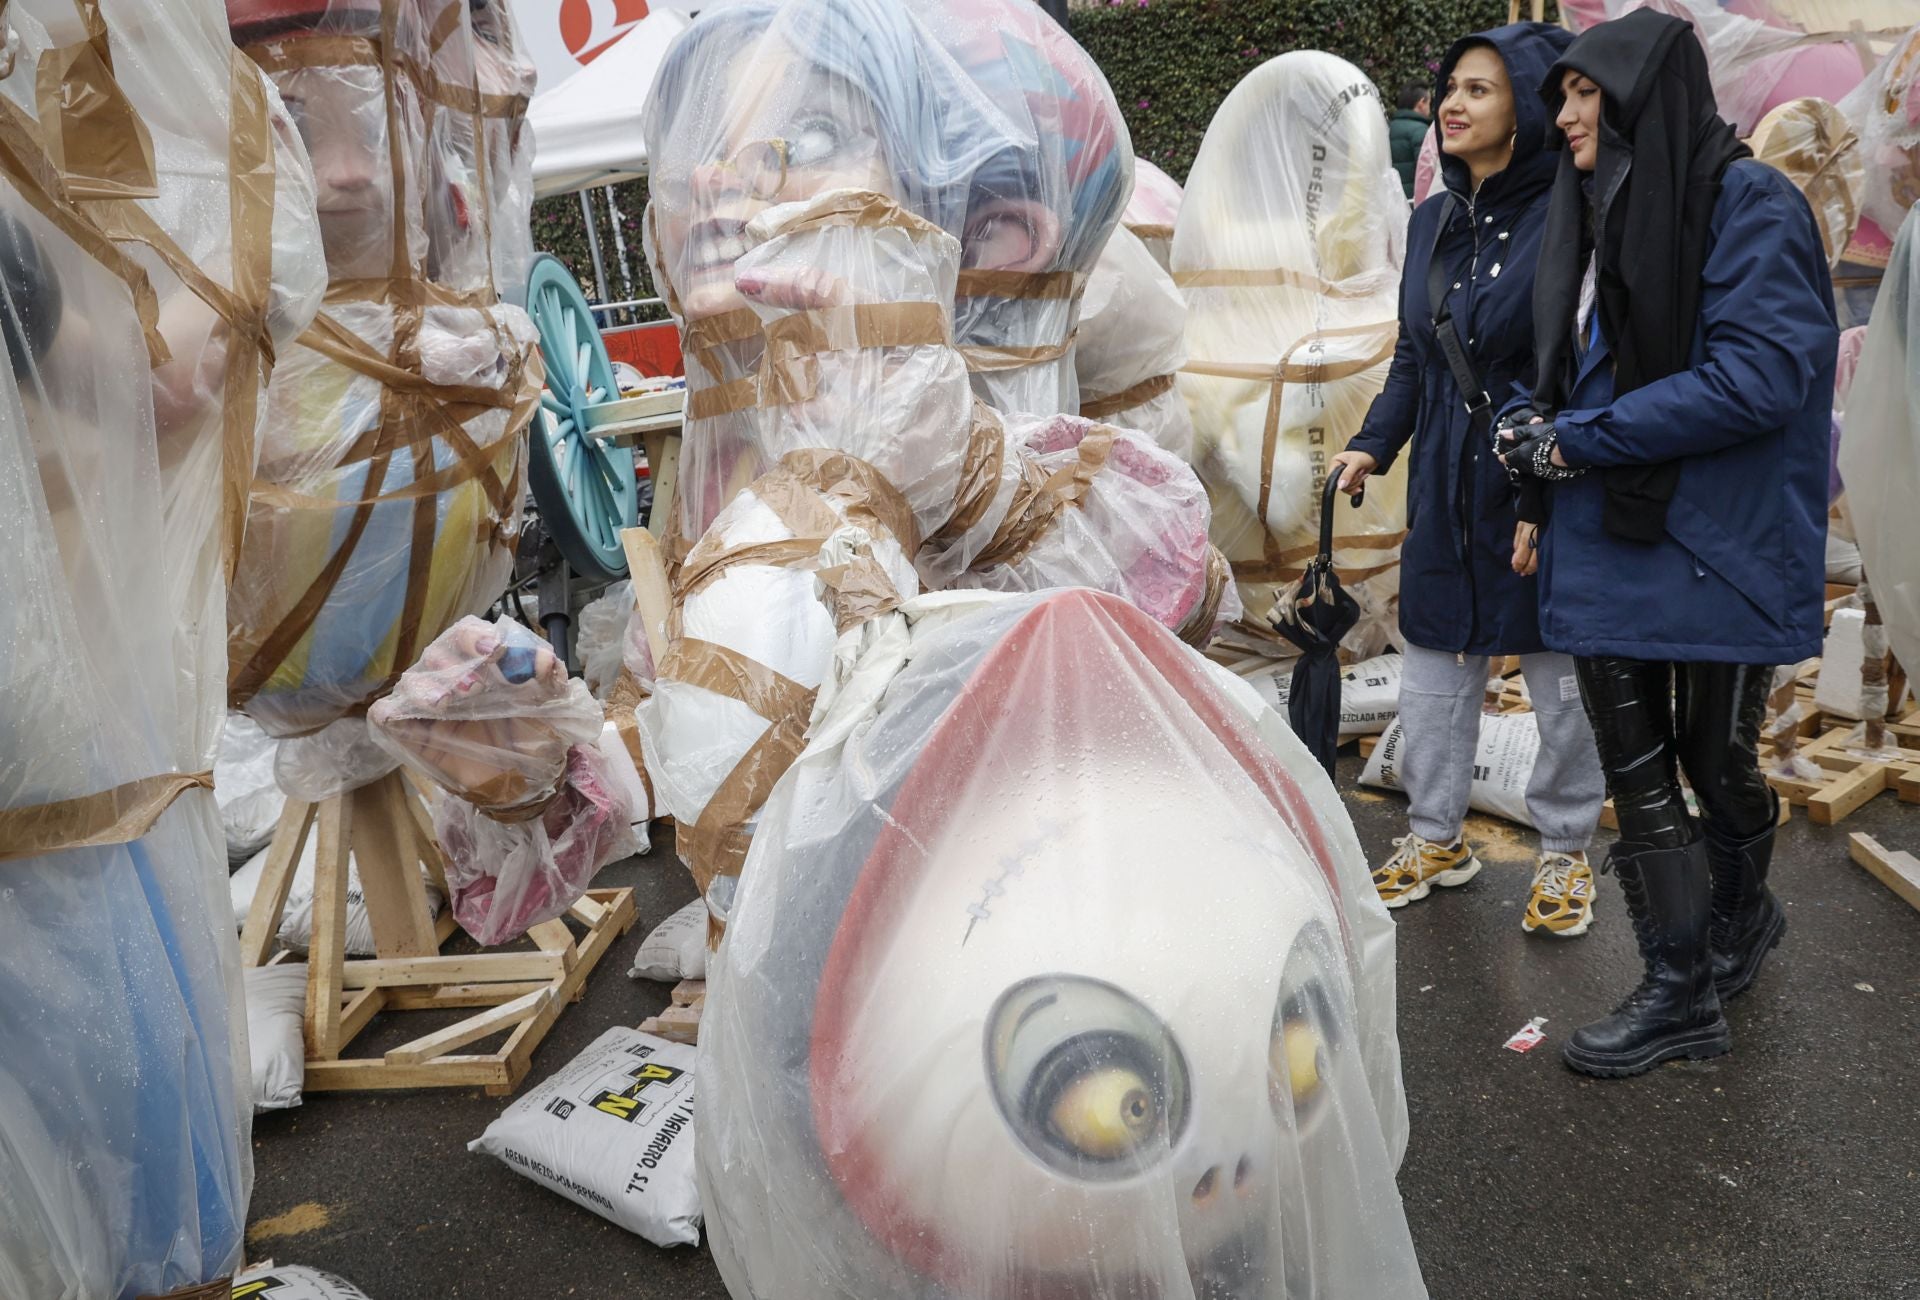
[1271,475,1363,775]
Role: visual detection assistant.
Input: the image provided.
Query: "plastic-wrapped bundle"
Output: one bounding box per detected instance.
[1839,206,1920,695]
[1607,0,1867,135]
[698,588,1421,1300]
[225,0,543,740]
[471,0,538,304]
[1076,224,1194,458]
[1174,51,1409,631]
[1840,23,1920,271]
[1750,97,1866,270]
[639,0,1132,549]
[368,616,634,943]
[1123,156,1183,268]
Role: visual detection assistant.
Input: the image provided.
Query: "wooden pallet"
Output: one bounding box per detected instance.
[1765,716,1920,826]
[1849,833,1920,913]
[241,770,637,1094]
[638,979,705,1044]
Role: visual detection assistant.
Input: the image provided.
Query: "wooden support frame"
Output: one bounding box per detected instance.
[241,769,636,1095]
[1848,833,1920,913]
[1765,714,1920,827]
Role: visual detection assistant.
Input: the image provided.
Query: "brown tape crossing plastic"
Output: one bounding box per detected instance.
[0,772,214,863]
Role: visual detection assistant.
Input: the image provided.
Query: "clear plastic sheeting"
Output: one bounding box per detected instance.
[699,588,1421,1300]
[1749,97,1867,270]
[471,0,538,304]
[1608,0,1868,136]
[1077,224,1195,459]
[639,0,1132,549]
[1840,205,1920,688]
[1840,24,1920,264]
[367,616,631,945]
[1174,51,1409,631]
[226,0,543,740]
[0,1,317,1290]
[274,717,400,802]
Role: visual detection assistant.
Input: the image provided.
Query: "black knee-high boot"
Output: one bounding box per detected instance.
[1705,798,1787,1000]
[1562,838,1730,1078]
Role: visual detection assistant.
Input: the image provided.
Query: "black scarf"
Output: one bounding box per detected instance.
[1531,9,1749,542]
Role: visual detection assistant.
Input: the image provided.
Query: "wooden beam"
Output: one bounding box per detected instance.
[240,799,316,967]
[305,795,353,1061]
[1809,763,1889,826]
[1848,833,1920,913]
[303,1055,512,1094]
[386,988,552,1065]
[338,986,388,1047]
[351,774,438,958]
[338,950,567,989]
[383,981,555,1011]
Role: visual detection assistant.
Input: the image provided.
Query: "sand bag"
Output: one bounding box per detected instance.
[630,899,709,983]
[229,834,445,957]
[1361,711,1541,827]
[217,713,286,864]
[234,1264,376,1299]
[470,1028,701,1247]
[697,588,1419,1300]
[245,963,308,1113]
[1240,652,1404,736]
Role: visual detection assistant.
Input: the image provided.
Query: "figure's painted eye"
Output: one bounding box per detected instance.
[986,976,1189,1180]
[1269,927,1343,1126]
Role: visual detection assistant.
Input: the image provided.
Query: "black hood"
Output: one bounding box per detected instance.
[1433,21,1573,204]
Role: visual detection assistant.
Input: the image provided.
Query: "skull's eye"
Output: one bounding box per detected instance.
[986,976,1190,1180]
[1269,926,1344,1127]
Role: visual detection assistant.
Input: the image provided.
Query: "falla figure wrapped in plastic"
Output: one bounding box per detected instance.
[0,0,325,1291]
[224,0,542,743]
[368,616,638,945]
[639,0,1132,549]
[1175,51,1409,634]
[698,587,1424,1300]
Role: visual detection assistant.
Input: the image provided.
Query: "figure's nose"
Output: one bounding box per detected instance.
[321,151,377,194]
[1189,1153,1260,1208]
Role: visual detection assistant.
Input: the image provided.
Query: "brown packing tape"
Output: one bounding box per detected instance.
[34,0,158,201]
[1079,371,1176,420]
[243,33,525,122]
[759,301,949,407]
[324,277,498,309]
[1174,267,1387,298]
[1125,222,1174,241]
[137,1277,233,1300]
[1183,320,1398,573]
[959,333,1077,374]
[969,422,1116,572]
[659,639,814,735]
[0,771,213,863]
[816,549,903,634]
[0,95,169,366]
[955,268,1086,301]
[775,187,949,242]
[686,375,758,421]
[776,448,921,556]
[1175,545,1231,648]
[928,400,1009,549]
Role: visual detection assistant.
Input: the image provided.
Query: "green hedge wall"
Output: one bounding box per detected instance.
[528,0,1560,300]
[1070,0,1557,183]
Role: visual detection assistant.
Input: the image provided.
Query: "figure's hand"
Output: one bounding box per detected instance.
[733,264,851,310]
[1329,449,1377,496]
[1512,520,1540,576]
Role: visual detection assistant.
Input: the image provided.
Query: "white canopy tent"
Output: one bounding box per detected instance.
[527,8,690,197]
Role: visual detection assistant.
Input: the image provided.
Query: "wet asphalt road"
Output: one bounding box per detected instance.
[246,756,1920,1298]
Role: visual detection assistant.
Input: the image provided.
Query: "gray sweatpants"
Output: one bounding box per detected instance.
[1396,643,1605,854]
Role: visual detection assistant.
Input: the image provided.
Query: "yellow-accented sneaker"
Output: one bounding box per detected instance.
[1372,834,1483,909]
[1523,851,1595,936]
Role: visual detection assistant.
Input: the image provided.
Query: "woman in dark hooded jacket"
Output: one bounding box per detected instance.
[1498,8,1838,1078]
[1333,22,1605,939]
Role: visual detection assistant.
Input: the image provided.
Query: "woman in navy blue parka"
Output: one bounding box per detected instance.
[1333,22,1605,938]
[1498,9,1838,1079]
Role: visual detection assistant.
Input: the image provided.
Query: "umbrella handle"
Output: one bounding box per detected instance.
[1318,474,1361,561]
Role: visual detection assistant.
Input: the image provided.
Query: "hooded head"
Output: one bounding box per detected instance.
[1432,22,1573,203]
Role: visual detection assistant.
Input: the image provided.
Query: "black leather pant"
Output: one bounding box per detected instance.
[1573,658,1775,851]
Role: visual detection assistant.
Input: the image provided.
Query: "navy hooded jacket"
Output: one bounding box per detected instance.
[1345,22,1573,657]
[1527,160,1837,664]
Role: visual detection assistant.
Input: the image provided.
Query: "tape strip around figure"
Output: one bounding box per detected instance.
[0,771,215,864]
[32,0,158,200]
[1078,369,1176,419]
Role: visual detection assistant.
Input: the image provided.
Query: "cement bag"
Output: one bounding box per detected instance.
[630,899,708,983]
[1240,653,1404,736]
[234,1264,375,1299]
[1840,205,1920,684]
[595,720,654,840]
[1076,226,1193,459]
[698,588,1420,1300]
[470,1028,700,1247]
[1174,51,1409,630]
[218,713,286,864]
[229,835,445,957]
[246,963,308,1113]
[638,0,1132,544]
[1361,711,1541,828]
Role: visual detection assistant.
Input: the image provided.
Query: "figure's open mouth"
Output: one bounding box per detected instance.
[689,218,752,275]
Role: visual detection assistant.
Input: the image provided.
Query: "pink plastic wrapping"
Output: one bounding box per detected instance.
[639,0,1132,547]
[368,616,634,944]
[698,588,1420,1300]
[1123,157,1183,268]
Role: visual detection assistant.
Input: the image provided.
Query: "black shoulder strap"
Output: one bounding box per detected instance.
[1423,194,1494,443]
